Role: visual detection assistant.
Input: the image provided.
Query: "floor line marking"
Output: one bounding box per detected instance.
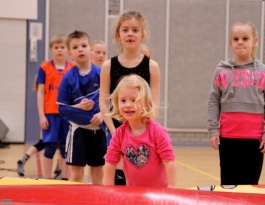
[176,160,220,181]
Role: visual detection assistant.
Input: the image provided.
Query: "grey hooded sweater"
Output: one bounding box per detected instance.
[208,59,265,139]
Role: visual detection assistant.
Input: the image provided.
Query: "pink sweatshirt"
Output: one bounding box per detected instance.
[105,120,175,187]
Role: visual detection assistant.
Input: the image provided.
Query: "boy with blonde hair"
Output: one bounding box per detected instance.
[36,34,74,179]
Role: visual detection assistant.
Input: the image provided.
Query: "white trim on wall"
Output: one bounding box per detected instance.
[260,0,264,62]
[45,0,50,61]
[164,0,170,128]
[225,0,230,60]
[120,0,124,13]
[105,0,124,59]
[105,0,109,59]
[0,0,37,20]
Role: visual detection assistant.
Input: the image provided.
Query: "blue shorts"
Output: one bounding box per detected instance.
[44,142,66,159]
[66,125,107,167]
[42,114,69,143]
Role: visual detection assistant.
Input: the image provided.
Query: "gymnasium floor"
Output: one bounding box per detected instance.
[1,144,265,188]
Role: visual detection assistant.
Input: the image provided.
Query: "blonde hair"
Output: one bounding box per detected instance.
[49,34,67,48]
[112,10,149,50]
[109,74,155,122]
[140,44,152,58]
[230,20,258,58]
[67,30,91,49]
[91,40,106,48]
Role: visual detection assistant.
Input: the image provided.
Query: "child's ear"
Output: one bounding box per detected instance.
[141,30,146,41]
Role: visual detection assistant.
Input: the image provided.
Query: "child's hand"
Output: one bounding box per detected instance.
[259,140,265,153]
[90,112,103,126]
[210,136,220,149]
[39,115,49,130]
[79,99,94,110]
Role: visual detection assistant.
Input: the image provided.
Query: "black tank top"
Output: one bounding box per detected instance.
[110,55,150,128]
[110,55,150,93]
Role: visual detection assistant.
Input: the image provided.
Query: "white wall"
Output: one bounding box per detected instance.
[0,19,27,142]
[0,0,37,19]
[0,0,37,143]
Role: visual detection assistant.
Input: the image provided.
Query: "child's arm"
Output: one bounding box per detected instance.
[149,59,160,117]
[100,60,116,134]
[57,78,98,125]
[208,69,221,149]
[90,112,103,127]
[103,163,117,185]
[103,128,122,185]
[58,104,97,125]
[37,84,49,130]
[163,160,177,188]
[154,124,177,188]
[73,98,94,110]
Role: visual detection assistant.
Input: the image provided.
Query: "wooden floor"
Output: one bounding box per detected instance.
[1,144,265,188]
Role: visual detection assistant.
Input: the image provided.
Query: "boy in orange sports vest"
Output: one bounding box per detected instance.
[36,34,74,179]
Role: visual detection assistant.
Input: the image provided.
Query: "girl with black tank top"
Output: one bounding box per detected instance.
[99,10,160,186]
[110,55,152,128]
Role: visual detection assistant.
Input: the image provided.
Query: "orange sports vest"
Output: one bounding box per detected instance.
[41,61,74,114]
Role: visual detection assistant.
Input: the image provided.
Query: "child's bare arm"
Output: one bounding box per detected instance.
[37,84,49,130]
[149,59,160,117]
[100,60,116,134]
[103,163,117,185]
[163,160,177,188]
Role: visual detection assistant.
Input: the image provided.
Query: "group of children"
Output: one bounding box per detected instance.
[17,35,108,180]
[17,9,265,188]
[16,9,176,188]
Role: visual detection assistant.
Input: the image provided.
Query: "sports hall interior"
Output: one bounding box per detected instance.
[1,0,265,189]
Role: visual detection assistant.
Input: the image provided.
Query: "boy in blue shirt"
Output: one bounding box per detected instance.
[57,30,106,184]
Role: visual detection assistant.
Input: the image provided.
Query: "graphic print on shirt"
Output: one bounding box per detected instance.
[214,69,265,89]
[125,144,150,168]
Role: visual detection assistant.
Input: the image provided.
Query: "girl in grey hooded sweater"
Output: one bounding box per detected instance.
[208,20,265,185]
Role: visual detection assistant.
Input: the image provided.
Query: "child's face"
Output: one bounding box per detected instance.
[117,18,144,51]
[90,43,107,67]
[118,87,143,122]
[50,43,68,62]
[68,37,91,65]
[230,25,257,61]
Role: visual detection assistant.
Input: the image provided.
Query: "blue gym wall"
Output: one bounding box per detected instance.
[25,0,46,144]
